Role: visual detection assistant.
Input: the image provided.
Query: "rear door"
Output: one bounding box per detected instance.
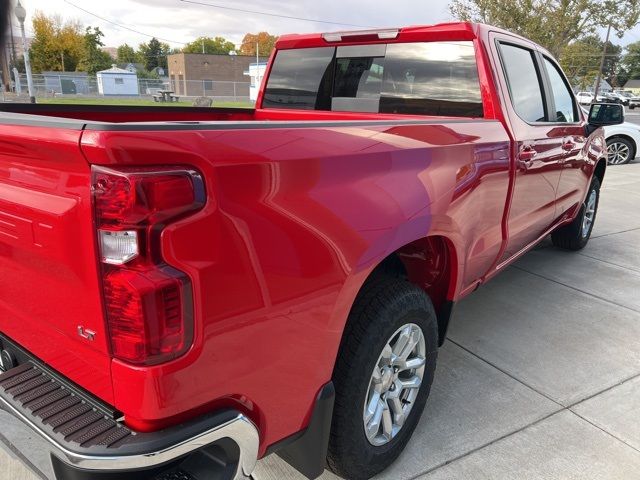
[491,36,566,261]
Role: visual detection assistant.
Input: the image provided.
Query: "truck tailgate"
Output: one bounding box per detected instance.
[0,123,113,403]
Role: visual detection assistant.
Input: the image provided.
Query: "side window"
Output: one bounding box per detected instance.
[263,47,335,110]
[543,57,578,122]
[499,43,546,123]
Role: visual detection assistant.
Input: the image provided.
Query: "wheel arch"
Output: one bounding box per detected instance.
[594,157,606,186]
[353,235,460,346]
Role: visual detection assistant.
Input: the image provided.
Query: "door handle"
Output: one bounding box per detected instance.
[518,146,537,170]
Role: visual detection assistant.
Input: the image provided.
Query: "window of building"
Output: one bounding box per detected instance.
[114,78,124,85]
[543,57,578,123]
[203,79,213,91]
[499,43,546,123]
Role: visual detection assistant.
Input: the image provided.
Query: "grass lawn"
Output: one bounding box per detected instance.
[36,97,254,109]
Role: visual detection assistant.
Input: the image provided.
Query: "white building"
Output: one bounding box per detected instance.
[97,65,139,96]
[244,62,268,101]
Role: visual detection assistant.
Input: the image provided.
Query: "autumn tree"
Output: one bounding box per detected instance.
[29,11,83,73]
[182,36,235,55]
[449,0,640,58]
[77,27,113,75]
[239,32,277,56]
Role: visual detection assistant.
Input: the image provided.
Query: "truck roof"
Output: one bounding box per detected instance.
[275,21,543,53]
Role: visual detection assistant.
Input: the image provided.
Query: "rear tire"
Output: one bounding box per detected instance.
[326,276,438,480]
[551,177,600,251]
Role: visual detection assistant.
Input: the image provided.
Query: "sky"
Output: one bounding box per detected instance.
[9,0,640,51]
[8,0,455,48]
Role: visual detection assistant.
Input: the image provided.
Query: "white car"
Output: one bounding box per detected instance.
[604,122,640,165]
[576,91,594,104]
[582,106,640,165]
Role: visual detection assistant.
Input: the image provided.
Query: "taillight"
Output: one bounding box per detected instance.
[92,166,205,365]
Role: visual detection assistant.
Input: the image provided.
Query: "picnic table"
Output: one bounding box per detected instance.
[153,90,180,102]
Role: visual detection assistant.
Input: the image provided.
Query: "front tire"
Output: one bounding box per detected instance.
[607,137,635,165]
[326,277,438,480]
[551,177,600,251]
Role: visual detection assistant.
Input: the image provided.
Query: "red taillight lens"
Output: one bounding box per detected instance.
[92,166,204,366]
[102,265,193,365]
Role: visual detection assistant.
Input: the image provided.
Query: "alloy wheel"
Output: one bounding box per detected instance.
[607,141,631,165]
[363,323,426,446]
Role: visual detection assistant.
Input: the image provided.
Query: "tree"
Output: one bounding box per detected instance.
[78,27,112,75]
[449,0,640,58]
[239,32,278,56]
[138,37,171,71]
[622,41,640,82]
[560,36,623,88]
[183,36,235,55]
[29,11,84,73]
[116,44,138,64]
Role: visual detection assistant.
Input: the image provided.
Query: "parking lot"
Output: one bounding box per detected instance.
[3,158,640,480]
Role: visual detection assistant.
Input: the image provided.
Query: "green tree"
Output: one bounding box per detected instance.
[78,27,112,75]
[449,0,640,58]
[29,12,83,73]
[561,36,624,88]
[138,38,171,71]
[183,36,235,55]
[239,32,277,56]
[116,44,138,64]
[622,41,640,82]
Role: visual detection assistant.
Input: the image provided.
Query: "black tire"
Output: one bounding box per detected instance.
[551,176,600,251]
[606,137,635,165]
[326,276,438,480]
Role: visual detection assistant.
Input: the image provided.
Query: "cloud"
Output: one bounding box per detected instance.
[20,0,453,48]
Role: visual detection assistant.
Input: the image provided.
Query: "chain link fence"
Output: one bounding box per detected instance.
[5,73,253,104]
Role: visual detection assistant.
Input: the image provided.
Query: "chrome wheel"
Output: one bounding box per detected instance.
[363,323,426,447]
[581,189,597,238]
[607,141,631,165]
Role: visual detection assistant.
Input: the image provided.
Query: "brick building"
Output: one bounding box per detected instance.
[167,53,268,98]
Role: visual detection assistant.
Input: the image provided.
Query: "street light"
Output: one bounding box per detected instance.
[14,1,35,103]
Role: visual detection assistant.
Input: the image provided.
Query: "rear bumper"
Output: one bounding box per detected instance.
[0,335,259,480]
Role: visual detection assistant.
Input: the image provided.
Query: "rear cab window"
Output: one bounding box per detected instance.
[262,41,484,117]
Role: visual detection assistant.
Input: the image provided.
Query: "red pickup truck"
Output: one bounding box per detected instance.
[0,22,623,480]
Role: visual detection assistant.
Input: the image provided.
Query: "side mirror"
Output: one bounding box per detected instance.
[588,103,624,126]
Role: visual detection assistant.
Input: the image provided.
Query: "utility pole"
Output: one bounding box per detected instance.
[14,1,35,103]
[256,42,260,89]
[202,39,205,54]
[594,24,611,101]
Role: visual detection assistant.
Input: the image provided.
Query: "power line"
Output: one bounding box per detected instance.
[62,0,187,44]
[178,0,377,28]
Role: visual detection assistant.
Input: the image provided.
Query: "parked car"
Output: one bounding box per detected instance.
[607,91,629,105]
[582,106,640,164]
[576,91,595,104]
[0,22,621,480]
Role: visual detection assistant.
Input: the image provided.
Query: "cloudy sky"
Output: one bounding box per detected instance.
[10,0,640,50]
[9,0,457,48]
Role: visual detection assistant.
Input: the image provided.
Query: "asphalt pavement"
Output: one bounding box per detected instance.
[3,159,640,480]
